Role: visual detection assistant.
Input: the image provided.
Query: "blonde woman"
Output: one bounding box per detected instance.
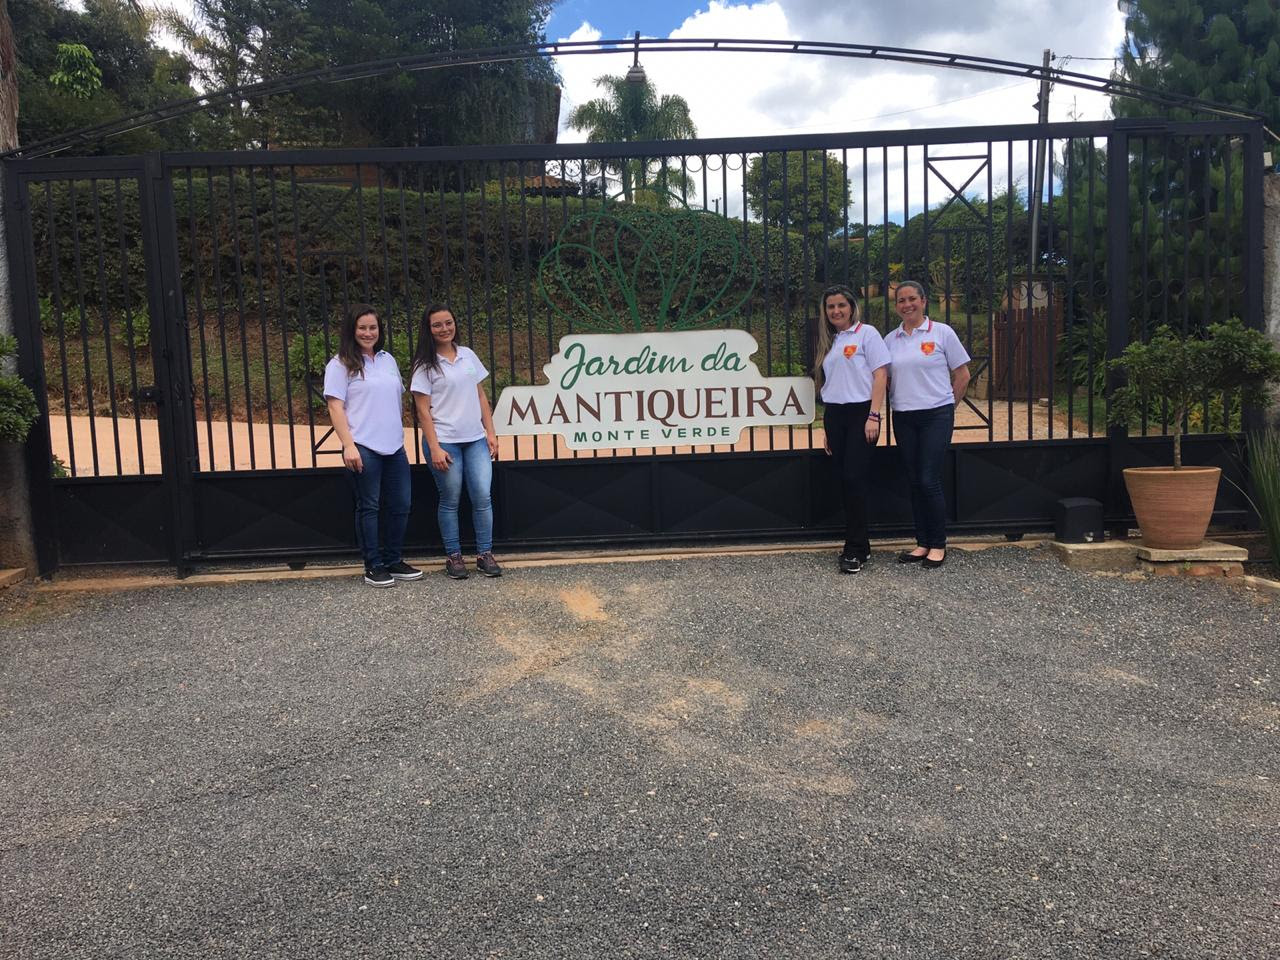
[814,284,889,574]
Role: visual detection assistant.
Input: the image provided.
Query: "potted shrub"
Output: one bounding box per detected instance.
[1108,318,1280,549]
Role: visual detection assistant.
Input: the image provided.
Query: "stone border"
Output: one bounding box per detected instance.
[35,535,1053,593]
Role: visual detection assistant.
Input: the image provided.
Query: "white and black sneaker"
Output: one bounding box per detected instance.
[838,554,864,574]
[385,560,423,581]
[364,566,395,587]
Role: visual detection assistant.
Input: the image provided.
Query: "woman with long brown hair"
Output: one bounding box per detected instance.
[323,303,420,587]
[410,304,501,580]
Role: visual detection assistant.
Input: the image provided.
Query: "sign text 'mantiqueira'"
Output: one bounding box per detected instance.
[493,330,814,450]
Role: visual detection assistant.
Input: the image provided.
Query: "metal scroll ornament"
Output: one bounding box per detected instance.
[537,201,758,333]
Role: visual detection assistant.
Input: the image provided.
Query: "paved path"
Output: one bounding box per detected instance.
[2,547,1276,958]
[48,398,1079,476]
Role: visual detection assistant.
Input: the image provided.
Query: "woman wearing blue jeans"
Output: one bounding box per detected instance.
[410,305,501,580]
[885,281,971,569]
[324,303,421,588]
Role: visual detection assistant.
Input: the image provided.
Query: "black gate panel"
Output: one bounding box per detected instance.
[954,441,1110,528]
[496,460,655,543]
[192,471,356,557]
[658,454,810,535]
[52,478,169,564]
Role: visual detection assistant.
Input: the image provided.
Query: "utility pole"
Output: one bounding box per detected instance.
[1029,48,1052,270]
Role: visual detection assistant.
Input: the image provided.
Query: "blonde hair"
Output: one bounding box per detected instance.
[813,284,861,393]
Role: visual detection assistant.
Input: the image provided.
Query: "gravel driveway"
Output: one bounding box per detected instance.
[2,546,1276,959]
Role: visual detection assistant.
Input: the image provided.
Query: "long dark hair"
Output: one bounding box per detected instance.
[410,304,461,378]
[337,302,383,379]
[813,284,862,392]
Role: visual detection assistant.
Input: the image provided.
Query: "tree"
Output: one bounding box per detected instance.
[1,0,15,153]
[295,0,560,150]
[745,151,850,244]
[20,0,560,152]
[567,74,697,203]
[1101,1,1277,335]
[1,0,40,572]
[1112,0,1280,130]
[48,42,102,100]
[15,0,220,153]
[153,0,322,148]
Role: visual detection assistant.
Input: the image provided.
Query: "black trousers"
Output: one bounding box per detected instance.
[822,400,873,559]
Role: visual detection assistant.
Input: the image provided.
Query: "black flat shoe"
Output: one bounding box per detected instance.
[922,553,946,569]
[897,551,927,564]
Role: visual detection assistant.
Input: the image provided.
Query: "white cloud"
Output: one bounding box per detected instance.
[552,1,1127,223]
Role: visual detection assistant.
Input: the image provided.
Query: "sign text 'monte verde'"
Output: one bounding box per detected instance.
[493,330,814,450]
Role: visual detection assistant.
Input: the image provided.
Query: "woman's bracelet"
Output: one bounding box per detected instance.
[867,411,881,421]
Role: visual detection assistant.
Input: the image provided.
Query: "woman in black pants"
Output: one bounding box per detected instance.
[885,280,971,569]
[815,284,890,574]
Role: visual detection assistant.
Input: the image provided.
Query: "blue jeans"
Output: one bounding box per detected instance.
[346,444,411,569]
[426,438,493,555]
[892,404,954,549]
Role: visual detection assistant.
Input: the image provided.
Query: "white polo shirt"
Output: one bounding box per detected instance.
[820,322,890,404]
[886,318,971,411]
[409,346,489,444]
[322,351,406,455]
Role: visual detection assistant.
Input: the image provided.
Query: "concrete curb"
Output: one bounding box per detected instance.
[1240,573,1280,595]
[36,536,1053,592]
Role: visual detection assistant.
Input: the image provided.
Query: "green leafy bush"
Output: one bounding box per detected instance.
[113,310,151,351]
[39,296,60,336]
[1058,317,1107,397]
[0,336,39,445]
[286,332,330,381]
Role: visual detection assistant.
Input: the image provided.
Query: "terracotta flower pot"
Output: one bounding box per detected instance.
[1122,465,1222,550]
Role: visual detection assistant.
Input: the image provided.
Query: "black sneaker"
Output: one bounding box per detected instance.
[475,551,503,578]
[364,566,395,587]
[385,560,423,581]
[444,553,468,580]
[838,554,863,574]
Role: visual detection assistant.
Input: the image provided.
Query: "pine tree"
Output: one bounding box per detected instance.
[1113,0,1280,130]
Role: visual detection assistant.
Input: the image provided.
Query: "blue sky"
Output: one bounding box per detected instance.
[547,0,696,44]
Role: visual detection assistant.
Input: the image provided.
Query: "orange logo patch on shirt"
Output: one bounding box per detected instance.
[843,344,858,358]
[921,341,937,356]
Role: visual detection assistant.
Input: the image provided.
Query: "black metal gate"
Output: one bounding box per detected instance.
[5,118,1264,574]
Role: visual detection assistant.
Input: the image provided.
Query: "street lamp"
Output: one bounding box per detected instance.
[625,31,647,85]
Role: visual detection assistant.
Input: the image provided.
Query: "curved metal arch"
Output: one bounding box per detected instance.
[5,35,1265,160]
